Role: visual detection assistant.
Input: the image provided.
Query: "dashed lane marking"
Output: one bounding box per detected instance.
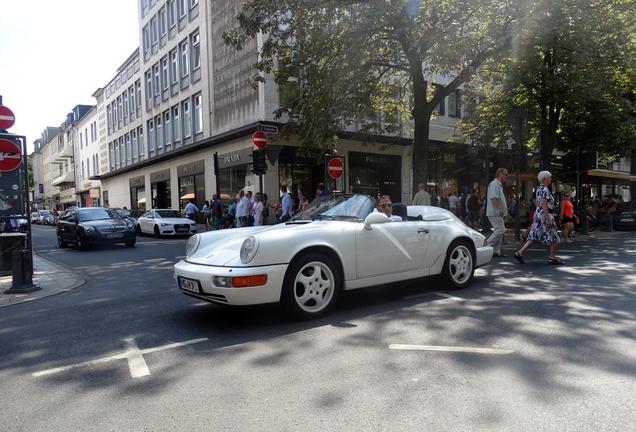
[33,337,208,378]
[389,344,514,355]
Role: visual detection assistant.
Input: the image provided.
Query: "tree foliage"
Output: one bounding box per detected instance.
[461,0,636,168]
[224,0,516,184]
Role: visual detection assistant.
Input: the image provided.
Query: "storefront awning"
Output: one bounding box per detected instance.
[180,193,195,200]
[587,169,631,181]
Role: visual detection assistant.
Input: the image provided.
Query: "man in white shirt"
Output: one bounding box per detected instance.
[253,193,264,226]
[448,192,460,215]
[280,185,293,222]
[236,190,250,227]
[412,183,431,206]
[486,168,509,257]
[376,195,404,221]
[184,199,199,221]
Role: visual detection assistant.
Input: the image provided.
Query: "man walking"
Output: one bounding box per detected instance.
[412,183,431,206]
[236,190,249,227]
[448,191,460,216]
[184,199,199,221]
[280,185,293,222]
[486,168,509,257]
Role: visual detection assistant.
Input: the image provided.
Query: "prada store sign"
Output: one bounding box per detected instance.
[177,160,205,177]
[129,175,145,187]
[218,148,252,169]
[150,169,170,183]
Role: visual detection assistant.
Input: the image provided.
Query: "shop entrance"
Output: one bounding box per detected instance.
[130,186,146,212]
[152,181,171,209]
[278,147,325,204]
[349,151,401,202]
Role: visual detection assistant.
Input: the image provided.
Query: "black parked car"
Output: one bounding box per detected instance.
[613,202,636,231]
[57,207,137,250]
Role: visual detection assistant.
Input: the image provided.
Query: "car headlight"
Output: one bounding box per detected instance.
[160,222,172,227]
[240,236,259,264]
[186,234,201,257]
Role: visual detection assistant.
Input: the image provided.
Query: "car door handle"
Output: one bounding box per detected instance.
[417,228,429,234]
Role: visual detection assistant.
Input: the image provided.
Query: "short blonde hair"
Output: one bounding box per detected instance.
[537,170,552,182]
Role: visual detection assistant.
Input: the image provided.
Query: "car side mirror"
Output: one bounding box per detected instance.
[364,211,389,230]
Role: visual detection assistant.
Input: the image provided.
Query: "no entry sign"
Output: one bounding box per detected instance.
[0,138,22,172]
[252,131,267,148]
[0,106,16,130]
[327,157,344,179]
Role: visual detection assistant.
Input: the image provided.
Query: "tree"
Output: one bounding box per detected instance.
[461,0,636,169]
[224,0,516,188]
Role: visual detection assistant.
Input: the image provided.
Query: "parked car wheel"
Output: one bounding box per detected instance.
[125,239,136,248]
[154,225,161,239]
[282,253,341,320]
[57,234,68,249]
[136,225,142,236]
[442,240,475,289]
[75,234,86,251]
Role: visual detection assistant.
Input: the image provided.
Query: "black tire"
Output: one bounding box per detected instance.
[57,234,68,249]
[136,225,142,236]
[281,253,342,320]
[75,234,85,251]
[125,239,136,248]
[441,239,475,290]
[154,225,161,239]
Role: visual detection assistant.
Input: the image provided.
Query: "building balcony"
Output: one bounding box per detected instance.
[53,143,73,162]
[52,169,75,186]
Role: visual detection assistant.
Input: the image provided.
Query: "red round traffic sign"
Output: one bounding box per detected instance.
[0,139,22,172]
[327,157,344,179]
[252,131,267,149]
[0,106,16,130]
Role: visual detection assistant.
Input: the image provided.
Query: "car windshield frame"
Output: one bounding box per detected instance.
[290,194,375,222]
[78,208,122,222]
[39,210,51,216]
[155,210,182,218]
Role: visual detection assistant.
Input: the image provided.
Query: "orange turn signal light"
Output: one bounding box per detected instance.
[231,275,268,288]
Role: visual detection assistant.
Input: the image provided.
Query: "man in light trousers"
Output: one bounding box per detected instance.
[486,168,509,258]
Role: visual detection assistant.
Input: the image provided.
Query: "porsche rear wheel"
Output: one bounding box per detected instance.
[442,240,475,289]
[282,253,341,320]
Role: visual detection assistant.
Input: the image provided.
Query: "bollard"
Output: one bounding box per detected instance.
[579,214,589,235]
[607,214,614,232]
[4,249,40,294]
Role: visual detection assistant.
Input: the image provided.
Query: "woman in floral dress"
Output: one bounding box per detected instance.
[514,171,565,265]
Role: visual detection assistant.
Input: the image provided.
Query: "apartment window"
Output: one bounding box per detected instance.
[142,25,150,53]
[183,99,191,138]
[129,86,135,115]
[168,0,176,28]
[161,56,169,90]
[151,16,158,45]
[191,31,200,71]
[109,143,115,170]
[156,115,163,150]
[170,49,178,83]
[119,137,125,166]
[179,40,189,77]
[164,111,172,147]
[107,105,112,133]
[86,157,90,178]
[112,102,118,128]
[193,93,202,134]
[153,64,160,96]
[123,92,129,118]
[138,127,145,159]
[81,161,85,180]
[135,80,142,113]
[125,134,132,164]
[148,119,155,153]
[173,105,181,142]
[448,90,462,118]
[159,7,167,37]
[79,132,83,149]
[118,96,123,126]
[114,140,120,168]
[190,0,198,7]
[178,0,186,18]
[131,130,138,161]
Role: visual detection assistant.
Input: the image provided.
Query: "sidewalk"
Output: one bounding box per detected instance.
[499,228,628,250]
[0,254,85,308]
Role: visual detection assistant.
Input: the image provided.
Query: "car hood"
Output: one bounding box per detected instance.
[155,217,195,224]
[81,219,128,228]
[186,222,342,266]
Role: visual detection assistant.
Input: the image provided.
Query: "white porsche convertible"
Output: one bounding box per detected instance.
[174,194,493,319]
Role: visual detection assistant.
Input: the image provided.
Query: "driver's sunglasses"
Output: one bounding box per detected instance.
[379,203,392,208]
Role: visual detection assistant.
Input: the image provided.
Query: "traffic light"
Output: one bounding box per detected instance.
[252,149,267,175]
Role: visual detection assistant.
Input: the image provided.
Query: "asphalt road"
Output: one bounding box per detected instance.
[1,225,634,431]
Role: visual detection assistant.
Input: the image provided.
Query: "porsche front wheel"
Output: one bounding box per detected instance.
[282,253,341,320]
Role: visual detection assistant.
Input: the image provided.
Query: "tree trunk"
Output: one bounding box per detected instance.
[631,147,636,201]
[410,59,430,197]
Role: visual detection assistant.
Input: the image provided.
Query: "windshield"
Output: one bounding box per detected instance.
[290,194,375,222]
[115,209,130,217]
[78,208,121,222]
[156,210,182,218]
[39,210,51,216]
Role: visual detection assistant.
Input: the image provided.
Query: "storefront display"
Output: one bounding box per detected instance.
[129,175,146,212]
[150,169,171,209]
[349,151,401,202]
[216,148,252,201]
[177,160,205,221]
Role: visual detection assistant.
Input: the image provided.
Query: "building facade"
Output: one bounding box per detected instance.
[73,106,101,207]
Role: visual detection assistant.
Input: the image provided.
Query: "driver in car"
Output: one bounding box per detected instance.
[376,195,404,221]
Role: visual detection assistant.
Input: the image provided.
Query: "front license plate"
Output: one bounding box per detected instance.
[176,227,188,232]
[178,276,201,293]
[109,233,124,239]
[620,218,634,223]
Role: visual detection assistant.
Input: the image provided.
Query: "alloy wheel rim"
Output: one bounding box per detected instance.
[449,245,472,284]
[293,261,335,313]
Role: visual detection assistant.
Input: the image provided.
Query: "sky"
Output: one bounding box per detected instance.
[0,0,139,154]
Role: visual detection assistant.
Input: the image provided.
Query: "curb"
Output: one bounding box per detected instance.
[0,252,87,309]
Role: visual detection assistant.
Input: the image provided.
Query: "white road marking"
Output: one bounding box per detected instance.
[403,291,464,301]
[33,337,209,378]
[124,338,150,378]
[389,344,514,355]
